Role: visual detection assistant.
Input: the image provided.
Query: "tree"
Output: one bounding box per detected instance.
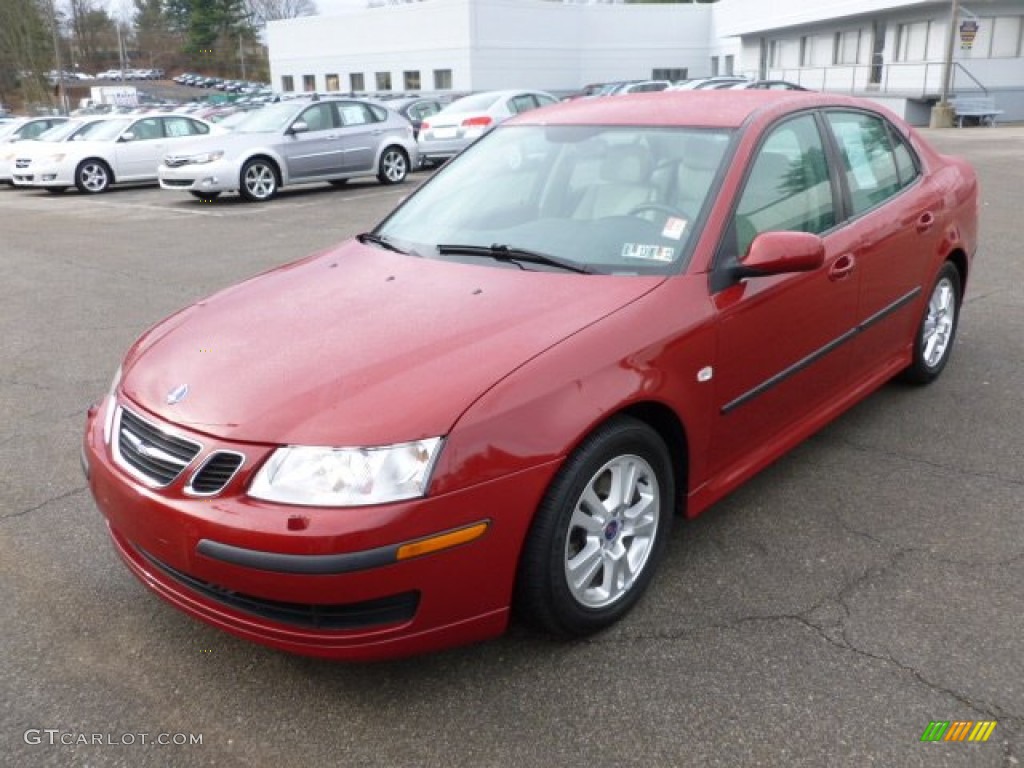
[0,0,54,110]
[246,0,317,26]
[65,0,118,72]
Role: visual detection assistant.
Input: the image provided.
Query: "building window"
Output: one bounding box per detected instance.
[990,16,1023,58]
[350,72,365,92]
[433,69,452,89]
[895,21,933,62]
[724,55,735,75]
[403,70,420,91]
[710,56,719,76]
[325,74,340,92]
[302,74,315,92]
[834,29,862,64]
[281,75,294,92]
[375,71,392,91]
[653,68,687,81]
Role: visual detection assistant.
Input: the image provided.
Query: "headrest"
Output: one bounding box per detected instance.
[600,144,652,184]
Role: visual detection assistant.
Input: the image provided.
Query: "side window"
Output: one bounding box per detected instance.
[188,119,210,136]
[889,126,919,188]
[297,104,335,132]
[728,114,835,260]
[508,95,538,114]
[163,117,198,137]
[131,118,163,140]
[21,121,50,139]
[535,94,558,107]
[826,111,902,215]
[412,102,440,121]
[337,103,373,126]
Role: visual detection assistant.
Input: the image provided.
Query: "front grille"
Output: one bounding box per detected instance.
[138,547,420,631]
[187,451,244,496]
[114,407,202,487]
[161,178,193,187]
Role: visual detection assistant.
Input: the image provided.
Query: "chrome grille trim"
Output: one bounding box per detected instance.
[112,406,203,488]
[185,451,246,497]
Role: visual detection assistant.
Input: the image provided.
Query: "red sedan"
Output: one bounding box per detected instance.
[83,91,978,660]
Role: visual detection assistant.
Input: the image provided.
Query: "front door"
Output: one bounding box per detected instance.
[115,117,166,180]
[707,113,859,484]
[280,103,344,180]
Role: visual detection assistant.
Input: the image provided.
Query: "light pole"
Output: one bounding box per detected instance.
[930,0,960,128]
[48,0,67,114]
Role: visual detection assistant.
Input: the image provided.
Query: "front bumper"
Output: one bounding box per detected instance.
[12,159,73,187]
[83,396,557,660]
[158,159,238,194]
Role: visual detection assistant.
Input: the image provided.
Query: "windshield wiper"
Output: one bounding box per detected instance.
[356,232,410,255]
[435,243,591,274]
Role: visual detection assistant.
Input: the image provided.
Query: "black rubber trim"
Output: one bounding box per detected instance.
[722,287,921,414]
[137,547,418,630]
[197,538,399,575]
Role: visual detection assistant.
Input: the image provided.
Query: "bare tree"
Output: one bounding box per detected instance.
[246,0,317,26]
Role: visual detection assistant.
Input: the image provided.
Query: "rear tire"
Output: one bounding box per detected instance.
[377,147,408,185]
[515,416,673,637]
[901,261,962,385]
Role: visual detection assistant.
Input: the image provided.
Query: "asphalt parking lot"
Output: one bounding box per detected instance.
[2,129,1022,768]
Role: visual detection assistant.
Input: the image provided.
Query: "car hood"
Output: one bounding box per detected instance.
[121,241,664,446]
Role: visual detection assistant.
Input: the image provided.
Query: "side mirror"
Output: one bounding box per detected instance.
[119,130,136,142]
[733,231,825,279]
[288,120,308,135]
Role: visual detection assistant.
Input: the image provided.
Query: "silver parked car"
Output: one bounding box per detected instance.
[158,97,418,202]
[417,89,558,166]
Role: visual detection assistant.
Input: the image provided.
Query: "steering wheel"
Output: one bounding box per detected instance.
[627,202,690,220]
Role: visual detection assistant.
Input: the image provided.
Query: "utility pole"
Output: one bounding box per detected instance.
[239,33,246,80]
[930,0,960,128]
[48,0,67,114]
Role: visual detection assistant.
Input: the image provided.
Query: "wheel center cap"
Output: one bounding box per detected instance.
[603,519,621,542]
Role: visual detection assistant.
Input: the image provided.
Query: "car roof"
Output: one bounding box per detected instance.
[510,90,882,129]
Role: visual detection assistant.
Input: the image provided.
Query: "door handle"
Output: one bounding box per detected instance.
[916,211,935,233]
[828,253,856,282]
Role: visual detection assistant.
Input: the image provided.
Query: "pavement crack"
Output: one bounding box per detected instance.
[834,437,1023,488]
[2,485,89,520]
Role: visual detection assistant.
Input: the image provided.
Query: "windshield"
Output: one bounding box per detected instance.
[38,119,103,142]
[231,102,299,133]
[71,118,131,142]
[376,124,732,275]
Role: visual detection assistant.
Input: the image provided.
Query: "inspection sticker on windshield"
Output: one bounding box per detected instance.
[662,217,688,240]
[622,243,675,262]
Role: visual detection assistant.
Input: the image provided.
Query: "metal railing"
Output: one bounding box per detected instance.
[757,61,988,98]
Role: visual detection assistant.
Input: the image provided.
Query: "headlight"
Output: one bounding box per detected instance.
[102,364,122,445]
[248,438,444,507]
[186,151,224,165]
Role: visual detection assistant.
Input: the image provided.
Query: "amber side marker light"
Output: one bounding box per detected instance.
[396,522,490,561]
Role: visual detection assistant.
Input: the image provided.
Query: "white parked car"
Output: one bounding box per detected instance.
[6,117,112,188]
[0,116,70,183]
[11,113,218,193]
[158,96,418,202]
[417,89,558,166]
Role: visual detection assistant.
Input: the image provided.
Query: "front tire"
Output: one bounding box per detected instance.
[902,261,962,385]
[377,147,408,185]
[239,158,278,202]
[75,159,112,194]
[515,416,674,637]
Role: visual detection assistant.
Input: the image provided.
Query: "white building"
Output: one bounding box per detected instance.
[268,0,1024,124]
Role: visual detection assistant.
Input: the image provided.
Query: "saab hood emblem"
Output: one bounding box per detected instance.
[166,384,190,405]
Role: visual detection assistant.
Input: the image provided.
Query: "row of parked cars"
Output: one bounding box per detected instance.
[572,77,809,97]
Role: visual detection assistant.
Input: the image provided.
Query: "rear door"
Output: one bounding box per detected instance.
[335,101,383,172]
[822,110,945,376]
